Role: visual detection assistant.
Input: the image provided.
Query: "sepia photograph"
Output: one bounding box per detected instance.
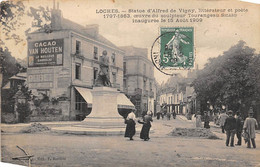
[0,0,260,166]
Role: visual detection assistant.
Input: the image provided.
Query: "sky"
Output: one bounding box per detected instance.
[2,0,260,84]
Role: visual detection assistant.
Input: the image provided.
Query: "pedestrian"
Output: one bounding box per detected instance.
[204,111,210,129]
[138,111,153,141]
[195,111,202,128]
[214,110,220,124]
[243,109,258,148]
[156,112,160,120]
[235,111,244,146]
[124,110,136,141]
[172,111,176,119]
[224,110,237,147]
[161,111,164,120]
[219,110,228,133]
[167,112,171,120]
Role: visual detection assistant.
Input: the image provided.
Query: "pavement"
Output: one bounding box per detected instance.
[1,115,260,167]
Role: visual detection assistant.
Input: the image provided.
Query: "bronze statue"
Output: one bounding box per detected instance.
[95,50,112,87]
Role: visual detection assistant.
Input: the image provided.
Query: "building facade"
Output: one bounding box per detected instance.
[121,46,156,117]
[27,6,124,120]
[159,88,186,115]
[158,69,198,116]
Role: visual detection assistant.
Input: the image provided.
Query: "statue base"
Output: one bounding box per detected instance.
[52,87,141,135]
[79,87,125,127]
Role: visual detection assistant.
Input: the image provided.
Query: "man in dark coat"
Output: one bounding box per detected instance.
[224,110,237,147]
[124,111,136,140]
[138,111,153,141]
[172,111,176,119]
[204,111,210,129]
[235,112,244,146]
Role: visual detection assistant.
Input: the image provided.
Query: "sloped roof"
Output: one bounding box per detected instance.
[62,18,120,50]
[120,46,148,58]
[9,72,27,80]
[29,11,121,51]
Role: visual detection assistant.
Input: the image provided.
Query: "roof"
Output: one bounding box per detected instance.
[120,46,148,58]
[62,19,121,50]
[30,9,122,52]
[9,72,27,81]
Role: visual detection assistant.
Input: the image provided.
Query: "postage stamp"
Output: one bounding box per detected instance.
[151,27,194,75]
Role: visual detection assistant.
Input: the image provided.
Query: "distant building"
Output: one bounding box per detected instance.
[158,68,198,115]
[26,4,126,120]
[159,85,186,115]
[121,46,156,117]
[158,74,187,115]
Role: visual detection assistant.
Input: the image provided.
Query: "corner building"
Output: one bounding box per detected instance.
[121,46,156,117]
[27,7,124,120]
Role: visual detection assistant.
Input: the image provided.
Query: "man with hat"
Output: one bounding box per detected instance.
[224,110,237,147]
[243,108,258,148]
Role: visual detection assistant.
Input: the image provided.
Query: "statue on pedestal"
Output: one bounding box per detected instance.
[95,50,112,87]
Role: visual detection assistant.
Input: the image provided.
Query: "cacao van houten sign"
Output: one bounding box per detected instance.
[28,39,64,67]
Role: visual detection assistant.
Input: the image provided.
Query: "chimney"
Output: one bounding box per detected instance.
[51,1,62,30]
[84,24,99,38]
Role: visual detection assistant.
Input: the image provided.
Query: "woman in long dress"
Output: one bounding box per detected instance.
[124,111,136,140]
[138,111,153,141]
[195,112,202,128]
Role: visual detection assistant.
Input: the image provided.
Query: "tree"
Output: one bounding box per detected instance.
[193,41,257,114]
[0,1,25,45]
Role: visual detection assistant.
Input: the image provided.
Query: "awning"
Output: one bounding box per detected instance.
[117,93,135,109]
[75,87,93,108]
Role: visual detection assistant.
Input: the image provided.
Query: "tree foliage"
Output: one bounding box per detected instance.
[0,1,25,45]
[193,41,259,114]
[0,0,51,46]
[0,47,20,85]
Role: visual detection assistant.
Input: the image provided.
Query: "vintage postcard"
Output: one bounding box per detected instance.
[1,0,260,166]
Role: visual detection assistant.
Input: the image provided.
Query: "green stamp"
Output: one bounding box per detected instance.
[151,27,194,75]
[161,27,194,68]
[151,27,195,75]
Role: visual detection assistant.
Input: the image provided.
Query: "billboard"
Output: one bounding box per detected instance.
[28,39,64,67]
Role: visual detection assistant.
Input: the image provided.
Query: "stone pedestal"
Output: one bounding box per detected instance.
[52,87,141,135]
[79,87,125,129]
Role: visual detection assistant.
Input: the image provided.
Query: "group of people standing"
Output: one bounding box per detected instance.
[124,110,153,141]
[156,111,176,120]
[220,109,258,148]
[194,111,210,128]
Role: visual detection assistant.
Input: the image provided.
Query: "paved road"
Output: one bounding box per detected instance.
[1,116,260,167]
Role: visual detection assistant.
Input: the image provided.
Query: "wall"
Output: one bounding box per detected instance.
[27,30,71,98]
